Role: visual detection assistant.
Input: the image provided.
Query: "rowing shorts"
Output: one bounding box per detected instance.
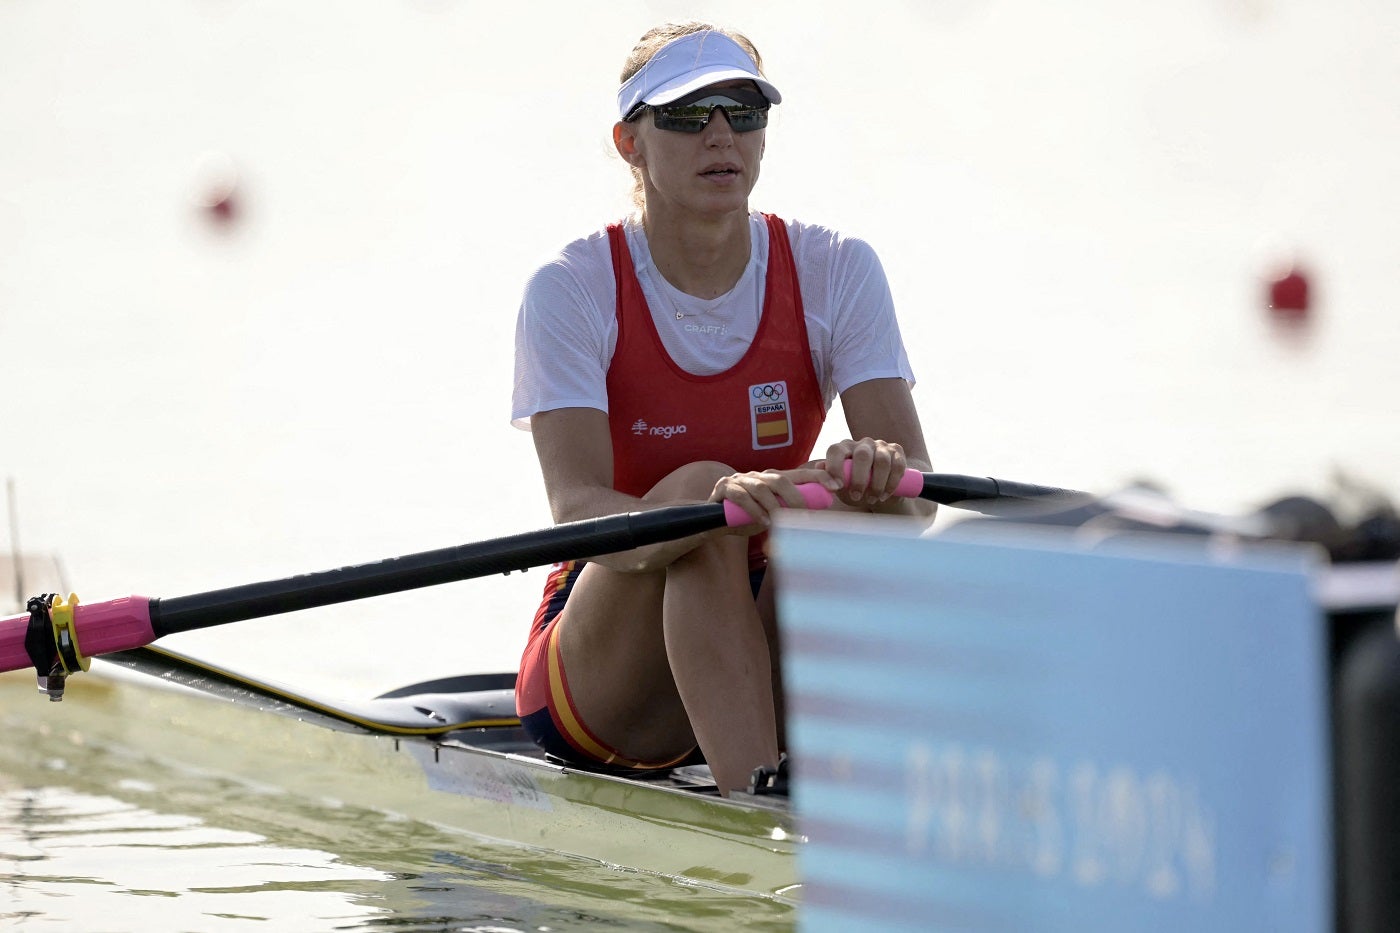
[515,561,694,770]
[515,560,766,770]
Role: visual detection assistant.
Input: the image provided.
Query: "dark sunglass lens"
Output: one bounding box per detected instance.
[726,108,768,132]
[651,100,769,134]
[652,105,711,133]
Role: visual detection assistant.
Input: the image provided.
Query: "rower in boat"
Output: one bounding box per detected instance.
[509,22,937,796]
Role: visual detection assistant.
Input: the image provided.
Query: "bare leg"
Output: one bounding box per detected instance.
[555,461,780,795]
[662,532,779,794]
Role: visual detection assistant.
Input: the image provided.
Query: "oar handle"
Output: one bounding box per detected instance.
[0,597,155,677]
[720,466,925,525]
[719,467,1083,524]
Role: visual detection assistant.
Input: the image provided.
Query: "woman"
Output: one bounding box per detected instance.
[511,22,935,796]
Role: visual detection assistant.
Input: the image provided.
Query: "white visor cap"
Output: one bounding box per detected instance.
[617,30,781,120]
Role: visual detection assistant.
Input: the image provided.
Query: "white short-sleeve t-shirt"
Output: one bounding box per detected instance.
[511,211,914,429]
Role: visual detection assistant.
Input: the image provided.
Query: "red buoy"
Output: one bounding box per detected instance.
[1267,265,1311,317]
[190,152,241,230]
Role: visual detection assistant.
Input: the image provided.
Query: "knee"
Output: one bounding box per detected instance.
[644,461,737,502]
[670,521,750,577]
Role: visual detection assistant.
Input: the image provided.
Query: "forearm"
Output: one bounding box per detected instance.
[834,379,937,525]
[547,484,722,573]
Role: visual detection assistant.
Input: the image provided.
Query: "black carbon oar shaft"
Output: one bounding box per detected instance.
[151,504,726,636]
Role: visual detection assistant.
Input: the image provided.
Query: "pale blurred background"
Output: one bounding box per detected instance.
[3,0,1397,697]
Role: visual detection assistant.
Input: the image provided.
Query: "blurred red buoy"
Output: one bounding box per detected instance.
[204,190,238,224]
[190,151,241,229]
[1267,265,1311,317]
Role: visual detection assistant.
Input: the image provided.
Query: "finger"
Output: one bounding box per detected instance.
[712,487,771,530]
[823,441,853,487]
[748,479,794,514]
[782,466,843,494]
[765,470,840,510]
[868,458,893,502]
[868,442,905,502]
[845,438,876,501]
[721,473,796,525]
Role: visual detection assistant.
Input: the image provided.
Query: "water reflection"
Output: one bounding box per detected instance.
[0,740,793,931]
[2,784,387,929]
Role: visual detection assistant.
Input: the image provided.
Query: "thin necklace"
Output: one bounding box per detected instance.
[644,237,750,319]
[637,222,750,320]
[663,280,734,319]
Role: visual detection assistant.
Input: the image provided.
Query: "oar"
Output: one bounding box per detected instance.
[1,470,1086,698]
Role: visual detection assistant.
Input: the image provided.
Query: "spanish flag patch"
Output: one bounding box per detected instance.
[749,381,792,450]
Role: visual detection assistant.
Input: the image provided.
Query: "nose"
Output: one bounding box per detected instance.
[703,107,735,144]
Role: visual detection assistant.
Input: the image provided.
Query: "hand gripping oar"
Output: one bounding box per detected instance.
[1,470,1085,699]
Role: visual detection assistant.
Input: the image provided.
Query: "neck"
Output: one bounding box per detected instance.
[640,206,751,299]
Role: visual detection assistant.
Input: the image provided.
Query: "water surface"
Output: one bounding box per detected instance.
[1,705,793,932]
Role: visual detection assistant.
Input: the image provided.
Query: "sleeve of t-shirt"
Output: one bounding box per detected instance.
[826,233,916,395]
[510,252,614,430]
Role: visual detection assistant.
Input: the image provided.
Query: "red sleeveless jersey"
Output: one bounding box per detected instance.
[605,214,826,496]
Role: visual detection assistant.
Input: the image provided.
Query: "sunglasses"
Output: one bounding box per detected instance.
[636,91,770,134]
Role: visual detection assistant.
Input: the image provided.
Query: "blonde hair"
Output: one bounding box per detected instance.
[619,22,767,211]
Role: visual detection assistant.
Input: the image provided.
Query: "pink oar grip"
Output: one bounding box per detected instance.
[892,468,924,498]
[0,596,156,674]
[721,467,922,527]
[74,597,156,655]
[723,482,834,526]
[1,611,32,673]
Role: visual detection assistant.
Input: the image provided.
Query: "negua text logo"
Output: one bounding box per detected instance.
[631,419,688,439]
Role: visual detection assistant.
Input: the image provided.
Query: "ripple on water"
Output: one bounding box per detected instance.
[0,730,795,932]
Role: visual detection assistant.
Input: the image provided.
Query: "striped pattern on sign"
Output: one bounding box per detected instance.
[773,514,1329,933]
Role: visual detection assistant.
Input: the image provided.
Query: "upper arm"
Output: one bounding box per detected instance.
[530,407,620,524]
[511,242,616,428]
[824,234,915,397]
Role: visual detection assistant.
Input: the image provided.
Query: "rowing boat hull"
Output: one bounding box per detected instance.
[0,663,801,902]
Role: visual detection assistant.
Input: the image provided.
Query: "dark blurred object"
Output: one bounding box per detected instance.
[974,478,1400,564]
[1337,623,1400,933]
[1259,494,1400,563]
[203,190,238,225]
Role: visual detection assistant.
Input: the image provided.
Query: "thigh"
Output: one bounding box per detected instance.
[516,561,689,768]
[552,461,741,761]
[557,560,698,758]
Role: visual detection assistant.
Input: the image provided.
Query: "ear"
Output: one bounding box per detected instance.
[613,122,645,167]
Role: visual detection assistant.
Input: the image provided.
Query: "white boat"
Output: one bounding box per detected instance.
[0,645,803,902]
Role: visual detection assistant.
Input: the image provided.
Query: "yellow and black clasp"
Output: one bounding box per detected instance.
[23,593,88,701]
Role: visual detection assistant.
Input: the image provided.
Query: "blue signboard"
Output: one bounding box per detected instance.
[775,516,1331,933]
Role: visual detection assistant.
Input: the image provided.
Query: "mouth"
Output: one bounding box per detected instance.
[699,163,742,179]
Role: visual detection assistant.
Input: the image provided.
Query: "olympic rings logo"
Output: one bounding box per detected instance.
[751,383,785,400]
